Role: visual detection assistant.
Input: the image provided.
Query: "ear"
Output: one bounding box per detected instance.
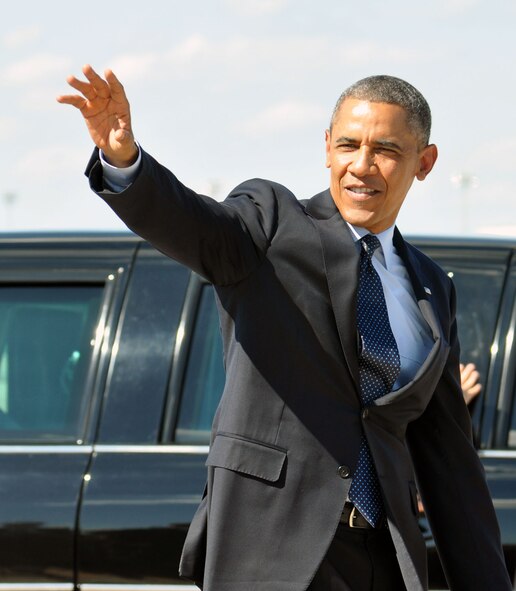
[325,129,331,168]
[416,144,438,181]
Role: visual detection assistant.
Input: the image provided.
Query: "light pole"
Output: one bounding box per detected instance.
[450,173,479,234]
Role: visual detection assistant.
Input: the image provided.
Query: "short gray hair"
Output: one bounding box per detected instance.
[330,75,432,147]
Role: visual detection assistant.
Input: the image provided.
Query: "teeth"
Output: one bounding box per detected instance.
[349,187,375,194]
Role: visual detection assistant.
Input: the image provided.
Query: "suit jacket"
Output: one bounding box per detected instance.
[87,148,511,591]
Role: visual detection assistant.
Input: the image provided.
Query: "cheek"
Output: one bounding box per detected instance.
[331,155,351,175]
[383,157,419,182]
[378,159,398,177]
[382,164,413,192]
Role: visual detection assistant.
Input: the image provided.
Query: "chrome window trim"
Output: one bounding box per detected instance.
[0,444,210,454]
[0,585,74,591]
[80,586,198,591]
[0,445,93,454]
[93,445,209,454]
[492,498,516,509]
[0,587,197,591]
[478,449,516,459]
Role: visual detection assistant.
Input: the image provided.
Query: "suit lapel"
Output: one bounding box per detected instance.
[306,190,361,392]
[393,228,427,299]
[306,193,446,396]
[393,229,442,342]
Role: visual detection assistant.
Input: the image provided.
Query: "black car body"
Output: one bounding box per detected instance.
[0,233,514,590]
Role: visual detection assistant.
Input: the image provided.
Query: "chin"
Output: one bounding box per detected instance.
[341,211,375,229]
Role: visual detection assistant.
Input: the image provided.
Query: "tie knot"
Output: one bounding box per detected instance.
[361,234,381,257]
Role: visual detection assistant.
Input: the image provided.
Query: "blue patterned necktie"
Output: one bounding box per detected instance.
[348,234,401,526]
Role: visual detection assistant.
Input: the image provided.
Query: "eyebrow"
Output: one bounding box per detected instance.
[375,139,403,151]
[334,136,403,151]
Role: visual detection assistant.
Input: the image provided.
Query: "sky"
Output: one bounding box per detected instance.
[0,0,515,237]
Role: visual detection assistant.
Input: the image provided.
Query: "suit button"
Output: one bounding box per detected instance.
[362,408,369,419]
[337,465,351,479]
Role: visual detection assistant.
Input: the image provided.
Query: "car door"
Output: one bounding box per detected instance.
[76,244,207,590]
[0,235,134,588]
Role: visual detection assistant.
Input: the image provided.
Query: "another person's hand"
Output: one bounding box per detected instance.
[460,362,482,405]
[57,64,138,167]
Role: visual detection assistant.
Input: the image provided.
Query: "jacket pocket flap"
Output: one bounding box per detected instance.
[206,434,286,482]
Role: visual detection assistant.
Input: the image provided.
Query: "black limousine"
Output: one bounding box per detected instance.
[0,233,514,590]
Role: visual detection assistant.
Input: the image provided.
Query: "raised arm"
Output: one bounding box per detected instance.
[57,64,138,168]
[57,64,281,287]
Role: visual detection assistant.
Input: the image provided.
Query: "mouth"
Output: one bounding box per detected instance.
[344,186,381,200]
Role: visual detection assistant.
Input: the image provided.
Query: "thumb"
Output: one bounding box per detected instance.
[114,128,134,143]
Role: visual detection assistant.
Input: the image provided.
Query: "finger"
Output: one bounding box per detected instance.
[64,75,97,100]
[463,381,482,404]
[463,367,480,384]
[462,375,476,390]
[113,128,134,143]
[469,370,481,386]
[105,69,127,102]
[462,370,473,383]
[56,93,87,109]
[460,363,476,381]
[82,64,111,99]
[469,383,482,396]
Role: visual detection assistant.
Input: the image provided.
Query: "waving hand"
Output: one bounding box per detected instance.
[57,64,138,167]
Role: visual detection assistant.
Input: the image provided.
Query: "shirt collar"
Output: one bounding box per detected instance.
[345,222,396,271]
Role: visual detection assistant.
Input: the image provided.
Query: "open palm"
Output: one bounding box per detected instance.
[57,64,137,167]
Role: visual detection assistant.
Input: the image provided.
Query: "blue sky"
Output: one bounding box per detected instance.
[1,0,515,236]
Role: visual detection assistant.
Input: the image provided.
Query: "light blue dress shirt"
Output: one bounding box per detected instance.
[347,223,434,390]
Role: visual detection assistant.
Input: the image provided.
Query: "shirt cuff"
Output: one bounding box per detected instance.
[100,144,142,192]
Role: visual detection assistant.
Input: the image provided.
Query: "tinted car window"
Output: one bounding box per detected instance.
[0,285,102,441]
[175,285,224,444]
[432,260,505,385]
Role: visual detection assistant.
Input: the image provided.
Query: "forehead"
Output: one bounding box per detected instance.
[332,98,413,139]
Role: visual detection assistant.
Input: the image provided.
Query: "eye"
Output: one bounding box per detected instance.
[375,145,399,156]
[337,143,358,151]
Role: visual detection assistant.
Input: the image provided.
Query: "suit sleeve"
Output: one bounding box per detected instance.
[86,147,279,286]
[407,282,512,590]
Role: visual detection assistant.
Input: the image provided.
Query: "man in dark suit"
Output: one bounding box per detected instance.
[58,67,511,591]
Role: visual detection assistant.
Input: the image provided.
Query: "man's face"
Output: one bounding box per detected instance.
[325,98,438,234]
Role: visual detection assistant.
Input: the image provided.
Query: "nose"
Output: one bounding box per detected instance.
[348,146,376,177]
